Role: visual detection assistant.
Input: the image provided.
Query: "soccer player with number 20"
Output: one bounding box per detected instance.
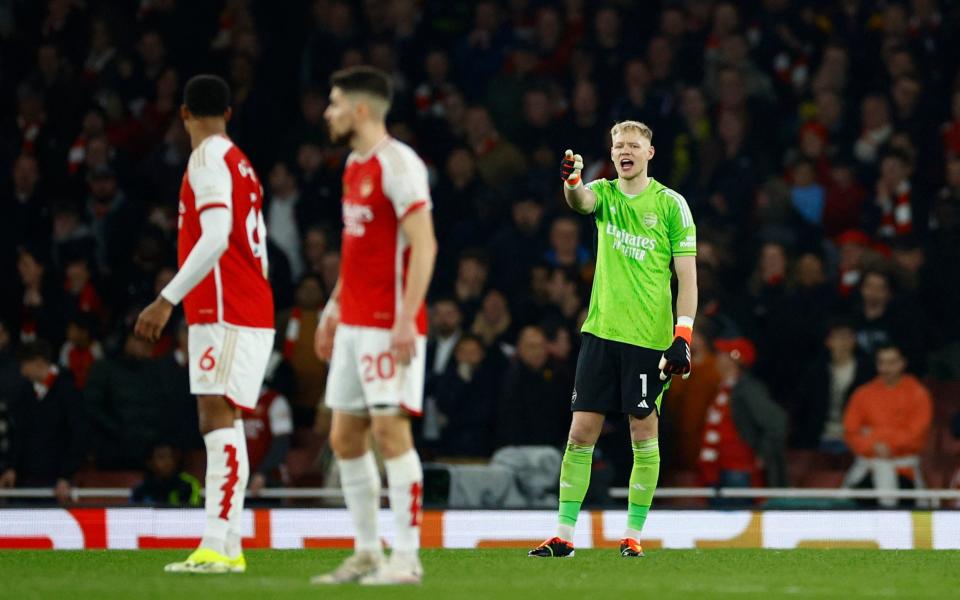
[529,121,697,559]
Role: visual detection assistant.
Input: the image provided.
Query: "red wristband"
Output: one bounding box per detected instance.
[565,174,581,187]
[674,325,693,345]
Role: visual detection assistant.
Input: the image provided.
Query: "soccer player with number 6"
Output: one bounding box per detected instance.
[135,75,275,573]
[311,66,436,585]
[529,121,697,559]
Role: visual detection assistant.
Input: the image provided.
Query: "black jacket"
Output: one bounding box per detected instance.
[10,370,85,483]
[790,354,873,449]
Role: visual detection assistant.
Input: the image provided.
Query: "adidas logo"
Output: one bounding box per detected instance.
[559,481,573,489]
[638,399,649,408]
[631,483,646,491]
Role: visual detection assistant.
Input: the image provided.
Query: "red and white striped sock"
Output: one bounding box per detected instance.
[200,427,243,555]
[224,419,249,559]
[385,449,423,554]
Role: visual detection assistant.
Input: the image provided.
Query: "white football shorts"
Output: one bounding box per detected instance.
[188,323,275,412]
[324,324,426,416]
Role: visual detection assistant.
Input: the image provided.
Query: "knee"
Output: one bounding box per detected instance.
[567,421,601,446]
[629,416,658,441]
[330,427,364,459]
[197,396,234,435]
[371,420,411,459]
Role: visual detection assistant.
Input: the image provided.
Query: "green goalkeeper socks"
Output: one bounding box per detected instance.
[626,438,660,537]
[557,443,594,533]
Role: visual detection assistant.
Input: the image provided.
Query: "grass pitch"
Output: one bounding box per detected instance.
[3,548,959,599]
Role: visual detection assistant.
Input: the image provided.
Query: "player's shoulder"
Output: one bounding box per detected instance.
[585,178,615,192]
[188,135,234,172]
[653,180,692,213]
[376,138,427,176]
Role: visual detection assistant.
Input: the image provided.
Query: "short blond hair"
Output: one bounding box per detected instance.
[610,120,653,142]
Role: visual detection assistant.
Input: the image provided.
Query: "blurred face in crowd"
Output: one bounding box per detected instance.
[89,174,118,202]
[149,446,177,479]
[85,136,111,170]
[301,91,326,124]
[594,8,619,42]
[892,245,924,275]
[66,322,93,348]
[455,337,485,369]
[17,251,43,288]
[826,326,857,361]
[139,31,166,68]
[718,69,746,109]
[860,272,891,312]
[457,256,487,288]
[611,128,654,180]
[892,77,921,115]
[465,107,494,144]
[815,90,842,127]
[295,276,324,310]
[712,2,740,35]
[529,265,549,299]
[431,300,462,337]
[547,269,575,304]
[535,7,561,47]
[321,251,340,291]
[758,242,786,281]
[550,217,579,255]
[624,59,650,89]
[946,158,960,188]
[717,110,745,146]
[523,90,552,127]
[37,44,59,80]
[269,162,297,196]
[680,87,707,122]
[303,228,328,266]
[547,327,572,361]
[0,322,9,352]
[714,349,739,381]
[572,81,598,117]
[480,289,509,324]
[424,50,449,83]
[65,260,91,292]
[297,142,323,174]
[792,162,816,187]
[876,347,906,385]
[446,148,475,185]
[512,198,543,233]
[13,155,39,195]
[795,253,826,288]
[861,96,890,130]
[880,155,909,186]
[517,327,548,371]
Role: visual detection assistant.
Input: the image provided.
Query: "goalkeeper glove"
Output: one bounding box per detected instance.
[560,149,583,188]
[659,319,693,381]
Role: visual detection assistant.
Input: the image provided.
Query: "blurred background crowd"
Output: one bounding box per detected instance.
[1,0,960,507]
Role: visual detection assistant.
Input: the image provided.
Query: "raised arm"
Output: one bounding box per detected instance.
[561,149,597,214]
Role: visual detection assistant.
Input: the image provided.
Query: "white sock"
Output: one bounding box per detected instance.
[224,419,249,558]
[339,452,382,554]
[557,524,575,541]
[384,449,423,554]
[200,427,242,555]
[624,528,642,541]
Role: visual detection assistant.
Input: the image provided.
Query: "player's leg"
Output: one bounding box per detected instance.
[166,325,248,573]
[352,328,425,585]
[312,326,384,584]
[619,344,668,557]
[531,333,619,558]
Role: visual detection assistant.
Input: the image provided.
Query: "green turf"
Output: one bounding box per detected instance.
[2,549,959,599]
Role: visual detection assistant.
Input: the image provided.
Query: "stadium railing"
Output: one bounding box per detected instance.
[2,487,959,502]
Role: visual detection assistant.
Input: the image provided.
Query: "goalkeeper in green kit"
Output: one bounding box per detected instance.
[529,121,697,558]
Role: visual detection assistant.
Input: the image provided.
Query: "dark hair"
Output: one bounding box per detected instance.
[456,332,485,350]
[824,315,856,335]
[68,312,99,335]
[875,342,903,357]
[17,339,53,363]
[184,74,231,117]
[330,66,392,105]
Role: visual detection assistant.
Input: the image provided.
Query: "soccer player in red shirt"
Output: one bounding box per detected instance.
[310,66,436,586]
[135,74,275,574]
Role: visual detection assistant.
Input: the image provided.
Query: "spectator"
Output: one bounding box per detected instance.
[698,337,788,492]
[8,154,50,249]
[58,313,103,390]
[544,266,585,332]
[426,297,463,383]
[843,343,932,507]
[792,318,873,451]
[823,158,867,237]
[131,444,201,506]
[279,274,327,429]
[9,340,84,504]
[660,330,721,472]
[853,94,893,170]
[496,326,569,448]
[464,105,527,190]
[85,330,167,469]
[84,164,142,276]
[0,321,30,492]
[152,321,201,452]
[789,158,825,227]
[434,334,498,457]
[16,245,66,347]
[62,256,103,318]
[544,216,590,270]
[449,249,489,324]
[868,150,914,240]
[471,289,514,350]
[266,162,307,280]
[852,269,919,366]
[487,196,547,296]
[243,383,294,495]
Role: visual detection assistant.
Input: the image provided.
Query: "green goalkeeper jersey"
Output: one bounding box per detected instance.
[580,177,697,351]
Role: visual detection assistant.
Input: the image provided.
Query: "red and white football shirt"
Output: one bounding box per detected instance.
[339,137,432,334]
[178,135,275,328]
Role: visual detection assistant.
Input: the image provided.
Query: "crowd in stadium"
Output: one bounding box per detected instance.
[1,0,959,505]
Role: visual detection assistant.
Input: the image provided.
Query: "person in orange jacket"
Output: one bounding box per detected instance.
[843,343,932,506]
